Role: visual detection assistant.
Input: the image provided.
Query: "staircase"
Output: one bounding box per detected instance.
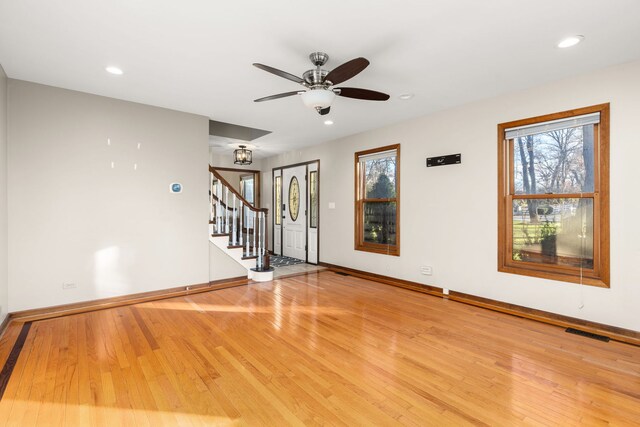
[209,166,273,282]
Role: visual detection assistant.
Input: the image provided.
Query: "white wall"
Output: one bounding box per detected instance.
[0,65,8,322]
[209,242,248,281]
[7,80,210,312]
[216,170,247,194]
[262,59,640,331]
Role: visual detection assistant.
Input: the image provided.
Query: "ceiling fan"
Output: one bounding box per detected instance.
[253,52,390,116]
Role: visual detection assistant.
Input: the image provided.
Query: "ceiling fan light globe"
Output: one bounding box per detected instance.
[301,89,335,109]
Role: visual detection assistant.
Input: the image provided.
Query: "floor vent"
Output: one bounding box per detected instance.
[565,328,610,342]
[0,322,33,400]
[335,271,350,276]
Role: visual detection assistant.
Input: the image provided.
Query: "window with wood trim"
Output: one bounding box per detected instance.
[355,144,400,256]
[498,104,609,287]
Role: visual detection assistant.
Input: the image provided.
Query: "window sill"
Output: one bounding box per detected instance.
[498,264,609,288]
[355,243,400,257]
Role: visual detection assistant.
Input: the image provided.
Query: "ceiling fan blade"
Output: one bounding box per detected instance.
[335,87,390,101]
[324,57,370,85]
[253,63,305,85]
[318,107,330,116]
[254,91,302,102]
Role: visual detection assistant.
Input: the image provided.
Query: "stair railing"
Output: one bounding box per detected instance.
[209,166,270,271]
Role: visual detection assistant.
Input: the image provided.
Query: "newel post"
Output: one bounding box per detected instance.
[262,208,270,270]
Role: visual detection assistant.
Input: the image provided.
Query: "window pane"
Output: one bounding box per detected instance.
[310,171,318,228]
[242,177,254,204]
[363,202,397,245]
[512,198,593,268]
[363,154,396,198]
[513,124,595,195]
[275,176,281,225]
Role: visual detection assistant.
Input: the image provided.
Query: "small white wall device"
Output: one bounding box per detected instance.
[170,183,183,193]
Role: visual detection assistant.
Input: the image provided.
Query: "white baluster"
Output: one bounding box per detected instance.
[245,206,250,255]
[209,174,213,222]
[225,187,229,234]
[252,210,257,256]
[211,176,215,221]
[232,194,237,244]
[239,202,244,246]
[217,180,222,233]
[211,175,216,234]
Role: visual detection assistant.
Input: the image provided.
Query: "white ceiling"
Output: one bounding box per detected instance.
[2,0,640,159]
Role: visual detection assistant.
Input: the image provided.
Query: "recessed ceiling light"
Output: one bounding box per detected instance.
[105,66,123,75]
[324,120,334,125]
[398,93,414,100]
[557,35,584,48]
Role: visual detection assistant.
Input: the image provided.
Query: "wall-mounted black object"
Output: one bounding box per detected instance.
[426,153,461,167]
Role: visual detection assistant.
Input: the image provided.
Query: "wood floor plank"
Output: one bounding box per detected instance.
[0,270,638,425]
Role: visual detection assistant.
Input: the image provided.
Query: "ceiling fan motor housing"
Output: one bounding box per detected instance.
[303,69,329,86]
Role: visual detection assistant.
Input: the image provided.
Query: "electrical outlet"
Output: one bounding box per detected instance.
[62,283,77,290]
[420,266,432,275]
[443,288,450,295]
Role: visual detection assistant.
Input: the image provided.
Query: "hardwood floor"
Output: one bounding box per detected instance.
[0,271,638,426]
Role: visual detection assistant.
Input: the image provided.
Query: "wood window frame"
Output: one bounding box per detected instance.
[354,144,401,256]
[497,104,610,287]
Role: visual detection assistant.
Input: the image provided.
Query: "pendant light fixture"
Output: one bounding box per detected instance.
[234,145,253,165]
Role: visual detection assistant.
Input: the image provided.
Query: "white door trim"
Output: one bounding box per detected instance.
[272,160,320,264]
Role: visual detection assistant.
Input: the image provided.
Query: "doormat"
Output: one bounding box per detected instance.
[270,255,305,268]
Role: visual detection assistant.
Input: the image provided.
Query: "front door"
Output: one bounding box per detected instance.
[282,166,307,260]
